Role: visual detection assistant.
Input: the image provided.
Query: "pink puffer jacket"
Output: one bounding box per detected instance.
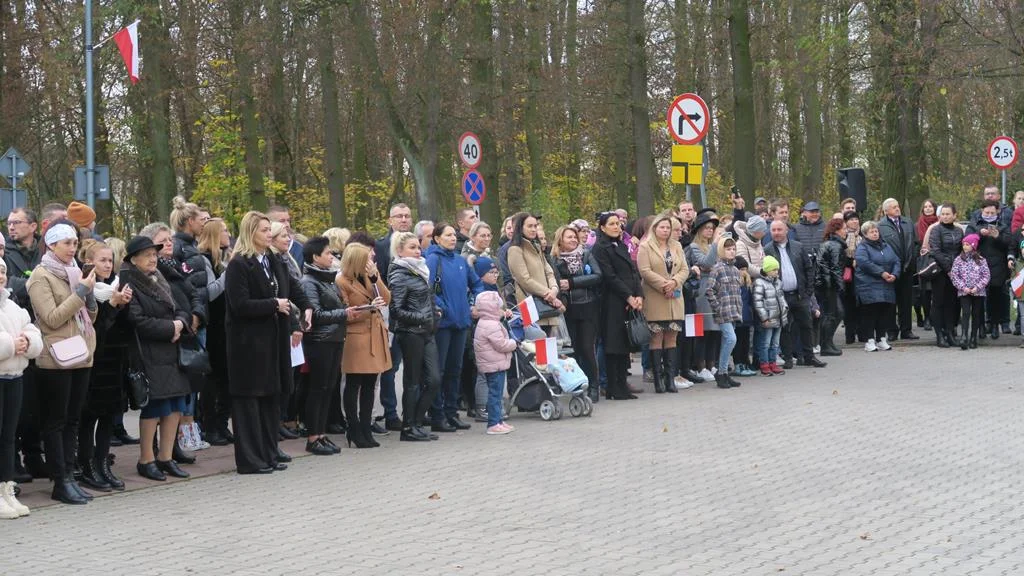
[473,291,518,374]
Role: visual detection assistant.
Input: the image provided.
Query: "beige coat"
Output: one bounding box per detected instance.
[338,274,392,375]
[507,241,558,326]
[637,240,689,322]
[26,266,98,369]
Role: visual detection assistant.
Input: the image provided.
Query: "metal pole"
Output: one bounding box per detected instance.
[11,155,16,210]
[699,143,707,209]
[85,0,96,209]
[1003,169,1008,207]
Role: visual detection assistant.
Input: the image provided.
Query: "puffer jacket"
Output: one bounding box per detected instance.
[425,244,484,330]
[928,223,964,272]
[733,221,766,278]
[705,259,744,325]
[300,264,348,343]
[388,260,438,335]
[793,217,825,255]
[554,249,602,313]
[966,216,1011,286]
[0,293,43,377]
[854,238,900,305]
[172,232,209,304]
[158,258,206,326]
[950,253,990,297]
[752,275,789,328]
[816,234,848,292]
[473,291,518,374]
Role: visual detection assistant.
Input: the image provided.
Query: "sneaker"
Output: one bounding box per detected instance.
[486,424,511,435]
[499,422,515,432]
[769,362,785,375]
[877,337,892,351]
[759,362,774,376]
[190,423,211,450]
[178,425,192,451]
[473,408,489,423]
[369,421,390,436]
[813,345,821,354]
[1,482,28,517]
[710,366,718,375]
[674,376,694,389]
[864,339,878,352]
[698,368,715,381]
[643,370,655,383]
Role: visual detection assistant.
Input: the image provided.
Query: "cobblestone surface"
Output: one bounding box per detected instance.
[3,343,1024,575]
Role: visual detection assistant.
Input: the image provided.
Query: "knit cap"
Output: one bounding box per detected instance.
[474,256,497,278]
[734,255,749,270]
[963,234,980,250]
[762,255,780,273]
[67,201,96,228]
[746,215,768,236]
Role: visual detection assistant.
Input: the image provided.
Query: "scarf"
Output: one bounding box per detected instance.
[559,245,585,275]
[391,256,430,281]
[40,251,94,337]
[916,214,938,243]
[93,276,120,303]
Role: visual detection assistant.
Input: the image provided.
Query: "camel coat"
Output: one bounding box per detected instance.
[637,240,689,322]
[338,274,392,375]
[507,241,558,326]
[26,266,98,369]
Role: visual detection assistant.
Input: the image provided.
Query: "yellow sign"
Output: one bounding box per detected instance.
[671,145,704,185]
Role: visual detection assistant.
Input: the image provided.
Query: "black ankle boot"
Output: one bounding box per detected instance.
[936,329,949,348]
[662,348,678,393]
[650,349,665,393]
[98,455,125,490]
[715,374,731,389]
[346,426,374,448]
[78,459,112,492]
[51,477,88,505]
[944,330,958,347]
[960,326,970,350]
[13,457,32,484]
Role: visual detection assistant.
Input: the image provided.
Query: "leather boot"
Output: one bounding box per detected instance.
[662,347,678,393]
[936,329,949,348]
[959,324,970,350]
[820,316,843,356]
[969,324,979,349]
[363,423,380,447]
[78,459,112,492]
[944,329,958,348]
[649,349,665,393]
[98,455,125,491]
[51,476,88,505]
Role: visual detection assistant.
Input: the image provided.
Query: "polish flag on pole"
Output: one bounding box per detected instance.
[517,295,540,327]
[685,313,704,337]
[113,20,141,85]
[1012,269,1024,298]
[533,337,558,365]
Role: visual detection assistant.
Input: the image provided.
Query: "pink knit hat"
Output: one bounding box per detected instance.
[962,233,980,250]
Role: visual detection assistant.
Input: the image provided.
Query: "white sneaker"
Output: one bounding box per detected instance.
[674,376,694,389]
[698,368,715,381]
[190,423,211,450]
[710,366,718,375]
[178,425,192,451]
[877,337,892,351]
[813,345,821,354]
[864,339,878,352]
[1,482,28,517]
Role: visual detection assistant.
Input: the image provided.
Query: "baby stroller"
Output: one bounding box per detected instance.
[504,314,594,421]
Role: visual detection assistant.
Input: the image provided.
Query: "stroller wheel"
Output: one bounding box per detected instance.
[569,396,585,418]
[553,401,564,420]
[539,400,556,421]
[582,396,594,416]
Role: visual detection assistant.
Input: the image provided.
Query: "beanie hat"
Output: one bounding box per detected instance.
[734,255,749,270]
[474,256,497,278]
[963,233,980,250]
[762,255,780,273]
[843,210,860,222]
[67,201,96,228]
[745,215,768,236]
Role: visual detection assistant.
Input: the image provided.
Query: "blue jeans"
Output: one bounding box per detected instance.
[484,371,505,427]
[431,327,469,422]
[754,325,782,365]
[378,336,403,420]
[718,322,737,374]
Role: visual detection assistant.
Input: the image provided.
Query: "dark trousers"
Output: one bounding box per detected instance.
[676,335,695,374]
[327,376,346,429]
[605,353,630,398]
[782,292,814,361]
[231,395,280,473]
[859,302,894,341]
[732,326,751,366]
[16,363,42,459]
[78,407,113,466]
[0,377,23,481]
[960,295,985,337]
[460,340,477,410]
[344,373,378,427]
[985,284,1010,327]
[38,367,90,480]
[376,337,403,421]
[892,270,914,336]
[303,340,343,436]
[397,332,441,428]
[843,280,859,342]
[431,328,468,422]
[695,332,721,370]
[201,371,231,435]
[931,275,959,332]
[565,316,599,393]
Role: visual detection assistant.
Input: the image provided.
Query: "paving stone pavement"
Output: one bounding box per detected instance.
[3,342,1024,576]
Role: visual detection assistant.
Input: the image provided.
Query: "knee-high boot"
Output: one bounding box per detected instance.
[959,304,971,350]
[649,349,665,393]
[662,347,678,393]
[820,315,843,356]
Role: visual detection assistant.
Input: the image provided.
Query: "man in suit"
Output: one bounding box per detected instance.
[764,220,827,369]
[267,205,304,265]
[877,198,919,341]
[375,203,413,432]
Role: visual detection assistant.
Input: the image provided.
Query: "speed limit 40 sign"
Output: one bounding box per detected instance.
[988,136,1019,170]
[458,132,482,169]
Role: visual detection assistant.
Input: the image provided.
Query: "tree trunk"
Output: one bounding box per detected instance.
[140,1,176,220]
[796,0,823,199]
[469,0,502,229]
[729,0,757,203]
[318,14,346,227]
[228,0,266,211]
[523,0,546,202]
[266,0,294,190]
[626,0,657,216]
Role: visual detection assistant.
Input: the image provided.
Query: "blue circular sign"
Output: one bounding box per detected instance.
[462,170,486,205]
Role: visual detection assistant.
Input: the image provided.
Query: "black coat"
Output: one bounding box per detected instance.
[388,263,438,335]
[300,265,348,343]
[172,232,209,305]
[121,265,192,401]
[878,216,916,272]
[591,233,641,355]
[928,223,965,273]
[374,231,395,287]
[816,235,848,292]
[554,248,603,320]
[159,258,206,326]
[225,252,311,397]
[764,239,815,299]
[87,272,131,414]
[966,217,1012,286]
[201,251,229,385]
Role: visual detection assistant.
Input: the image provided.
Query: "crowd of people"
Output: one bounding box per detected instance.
[0,184,1021,517]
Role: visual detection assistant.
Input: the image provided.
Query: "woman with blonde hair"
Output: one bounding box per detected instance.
[638,212,689,393]
[461,221,492,268]
[337,244,391,448]
[224,211,311,474]
[197,218,233,445]
[270,221,301,282]
[322,227,350,269]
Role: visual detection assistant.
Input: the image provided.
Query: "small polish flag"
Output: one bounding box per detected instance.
[533,337,558,365]
[1012,269,1024,298]
[517,295,540,327]
[113,20,141,85]
[685,313,704,337]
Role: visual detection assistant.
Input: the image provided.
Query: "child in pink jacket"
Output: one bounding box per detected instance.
[473,291,518,435]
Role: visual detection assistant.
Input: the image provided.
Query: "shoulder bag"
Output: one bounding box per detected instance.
[49,335,89,368]
[917,231,943,280]
[127,330,150,410]
[626,308,651,349]
[178,332,212,376]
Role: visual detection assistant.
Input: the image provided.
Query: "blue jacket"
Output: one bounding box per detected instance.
[425,244,485,330]
[739,283,754,326]
[854,238,901,305]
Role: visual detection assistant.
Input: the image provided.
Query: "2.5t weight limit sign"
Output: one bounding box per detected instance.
[458,132,482,169]
[988,136,1019,170]
[666,93,710,145]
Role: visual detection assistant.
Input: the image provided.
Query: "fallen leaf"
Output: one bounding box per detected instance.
[832,389,839,395]
[753,463,759,469]
[859,532,871,540]
[662,425,669,433]
[428,492,440,500]
[777,568,785,572]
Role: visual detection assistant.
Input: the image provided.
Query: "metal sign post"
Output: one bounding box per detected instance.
[988,136,1019,205]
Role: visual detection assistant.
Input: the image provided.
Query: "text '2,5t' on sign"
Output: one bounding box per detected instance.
[458,132,482,169]
[666,93,709,145]
[988,136,1019,170]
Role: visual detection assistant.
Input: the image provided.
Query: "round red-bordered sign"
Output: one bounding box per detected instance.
[462,170,486,205]
[988,136,1019,170]
[666,93,710,145]
[458,132,482,169]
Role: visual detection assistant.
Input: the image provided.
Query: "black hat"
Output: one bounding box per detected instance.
[734,255,749,269]
[692,211,720,233]
[842,210,860,222]
[124,235,160,262]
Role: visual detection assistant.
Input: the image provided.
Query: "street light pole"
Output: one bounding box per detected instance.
[85,0,96,209]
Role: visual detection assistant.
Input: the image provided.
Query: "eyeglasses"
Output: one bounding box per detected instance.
[7,220,27,226]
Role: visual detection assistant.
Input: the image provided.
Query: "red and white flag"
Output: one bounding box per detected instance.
[517,295,540,327]
[685,313,704,337]
[533,337,558,365]
[113,20,141,85]
[1013,269,1024,298]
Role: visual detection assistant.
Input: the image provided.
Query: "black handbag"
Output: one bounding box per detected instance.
[916,252,941,280]
[178,333,212,376]
[534,297,562,320]
[625,308,651,349]
[127,331,150,410]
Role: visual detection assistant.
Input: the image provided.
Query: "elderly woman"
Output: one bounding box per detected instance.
[507,213,564,331]
[637,211,689,394]
[119,235,193,481]
[337,244,391,448]
[224,211,312,475]
[27,220,98,505]
[854,221,901,352]
[552,225,602,402]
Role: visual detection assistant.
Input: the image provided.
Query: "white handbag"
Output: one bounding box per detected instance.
[49,335,89,368]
